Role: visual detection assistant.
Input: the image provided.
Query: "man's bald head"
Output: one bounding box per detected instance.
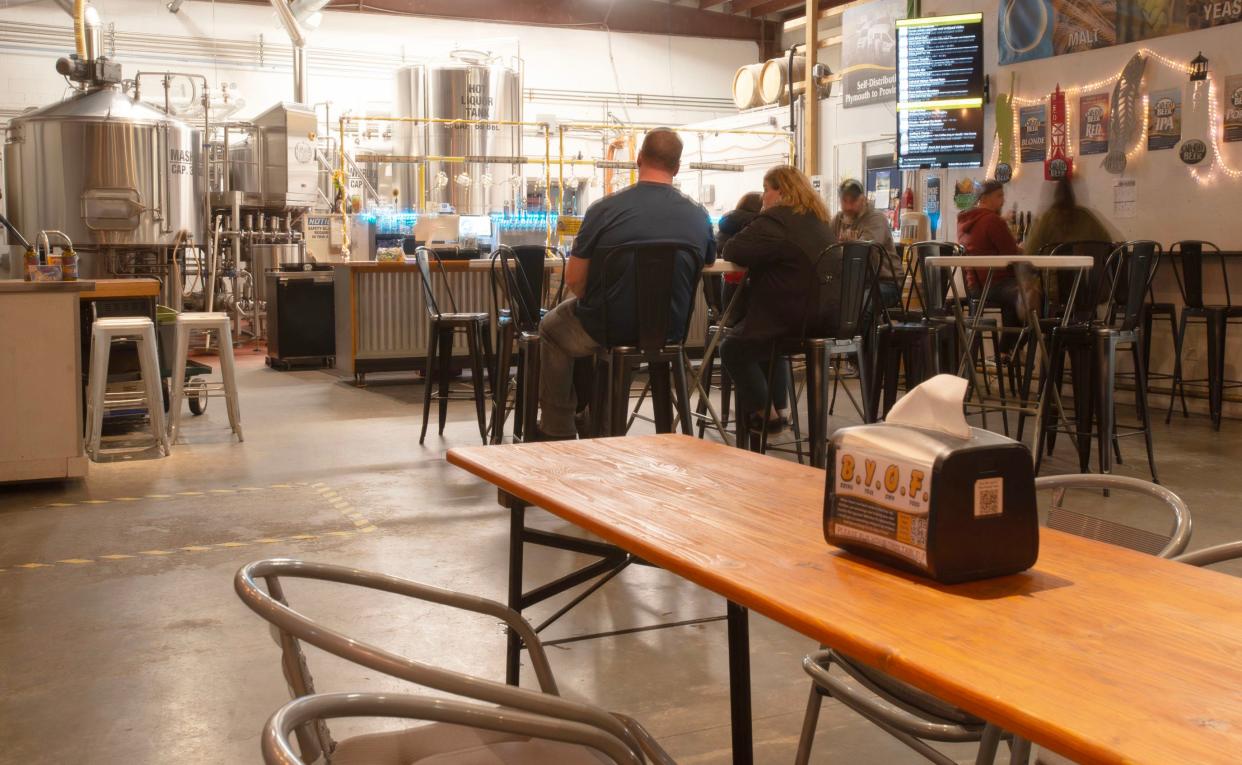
[637,128,683,177]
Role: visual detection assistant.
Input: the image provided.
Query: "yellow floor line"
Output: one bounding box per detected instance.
[8,481,377,574]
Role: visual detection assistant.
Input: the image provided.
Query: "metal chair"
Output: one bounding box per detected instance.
[872,241,966,421]
[693,270,736,439]
[261,692,652,765]
[414,247,493,445]
[84,316,171,459]
[168,311,242,444]
[1166,240,1242,430]
[588,241,702,437]
[488,245,565,444]
[236,559,674,765]
[1035,241,1161,481]
[795,473,1191,765]
[750,241,876,467]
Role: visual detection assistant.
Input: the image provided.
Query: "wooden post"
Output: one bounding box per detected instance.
[803,0,818,174]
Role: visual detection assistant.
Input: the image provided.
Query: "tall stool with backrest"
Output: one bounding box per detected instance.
[1165,240,1241,429]
[1094,240,1161,481]
[1030,240,1113,467]
[589,240,701,437]
[489,245,565,443]
[871,241,963,420]
[693,269,737,439]
[85,316,171,458]
[795,472,1191,765]
[236,559,674,765]
[415,247,493,445]
[168,312,242,443]
[752,241,875,467]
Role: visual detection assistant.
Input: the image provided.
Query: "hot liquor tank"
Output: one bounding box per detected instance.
[4,85,204,278]
[395,52,522,215]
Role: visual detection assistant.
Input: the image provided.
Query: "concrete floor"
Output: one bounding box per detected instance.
[2,348,1241,764]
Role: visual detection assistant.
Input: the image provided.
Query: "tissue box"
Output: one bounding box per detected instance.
[824,423,1039,584]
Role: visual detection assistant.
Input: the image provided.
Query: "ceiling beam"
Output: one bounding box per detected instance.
[782,0,861,30]
[748,0,802,16]
[729,0,777,12]
[698,0,727,8]
[218,0,764,41]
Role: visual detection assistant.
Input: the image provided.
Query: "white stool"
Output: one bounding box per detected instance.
[169,312,243,443]
[85,316,171,459]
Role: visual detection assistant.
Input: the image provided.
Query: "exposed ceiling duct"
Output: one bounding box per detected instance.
[269,0,311,103]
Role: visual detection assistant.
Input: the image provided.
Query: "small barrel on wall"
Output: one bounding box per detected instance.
[760,55,806,106]
[731,62,766,110]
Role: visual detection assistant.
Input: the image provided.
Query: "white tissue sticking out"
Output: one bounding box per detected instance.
[885,374,972,439]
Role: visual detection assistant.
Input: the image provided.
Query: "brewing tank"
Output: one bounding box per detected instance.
[4,84,204,273]
[395,52,521,215]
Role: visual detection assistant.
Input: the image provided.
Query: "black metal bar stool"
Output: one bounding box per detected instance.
[1166,240,1242,430]
[488,245,565,444]
[748,241,875,468]
[414,247,493,445]
[1034,241,1161,481]
[588,241,700,438]
[870,241,965,421]
[693,271,737,439]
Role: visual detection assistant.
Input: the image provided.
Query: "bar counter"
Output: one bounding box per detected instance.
[332,259,726,384]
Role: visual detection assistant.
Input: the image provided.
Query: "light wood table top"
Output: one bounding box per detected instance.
[333,258,741,274]
[78,278,160,300]
[447,434,1242,765]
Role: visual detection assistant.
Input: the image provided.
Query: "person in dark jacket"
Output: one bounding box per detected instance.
[957,179,1036,357]
[716,192,763,323]
[720,165,837,435]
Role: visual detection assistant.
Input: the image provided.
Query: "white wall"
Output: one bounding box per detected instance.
[0,0,756,125]
[809,0,1242,248]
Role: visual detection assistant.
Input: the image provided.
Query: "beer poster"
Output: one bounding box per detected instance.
[1079,93,1110,155]
[1000,0,1242,64]
[1147,88,1182,151]
[1020,104,1047,163]
[1226,74,1242,143]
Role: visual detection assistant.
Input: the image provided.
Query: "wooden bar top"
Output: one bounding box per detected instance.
[333,259,740,274]
[447,435,1242,765]
[0,279,95,294]
[78,278,160,300]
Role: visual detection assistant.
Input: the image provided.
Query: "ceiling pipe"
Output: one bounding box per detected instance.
[269,0,307,102]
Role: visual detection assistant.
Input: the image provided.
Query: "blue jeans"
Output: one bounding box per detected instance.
[720,335,790,418]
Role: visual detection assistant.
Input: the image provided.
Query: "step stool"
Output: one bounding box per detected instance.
[169,312,243,443]
[85,316,170,459]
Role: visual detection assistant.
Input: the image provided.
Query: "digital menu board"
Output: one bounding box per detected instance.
[896,13,985,170]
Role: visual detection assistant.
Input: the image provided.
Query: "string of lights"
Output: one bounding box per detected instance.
[1000,47,1238,184]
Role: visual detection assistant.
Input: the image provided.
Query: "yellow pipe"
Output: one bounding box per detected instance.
[544,125,553,245]
[338,115,350,257]
[558,125,565,219]
[73,0,85,58]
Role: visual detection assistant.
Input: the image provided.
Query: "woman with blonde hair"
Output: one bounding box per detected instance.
[720,165,838,438]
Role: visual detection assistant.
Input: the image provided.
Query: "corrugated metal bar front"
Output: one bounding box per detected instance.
[354,269,494,360]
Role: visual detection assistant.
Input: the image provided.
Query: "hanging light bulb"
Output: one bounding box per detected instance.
[455,172,472,188]
[435,171,449,189]
[480,173,494,190]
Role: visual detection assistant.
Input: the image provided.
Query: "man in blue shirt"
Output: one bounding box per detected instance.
[536,128,716,440]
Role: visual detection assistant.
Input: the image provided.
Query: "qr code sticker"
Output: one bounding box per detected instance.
[974,477,1003,517]
[909,515,928,547]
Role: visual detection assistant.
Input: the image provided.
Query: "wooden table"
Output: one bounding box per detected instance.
[78,277,161,300]
[448,434,1242,765]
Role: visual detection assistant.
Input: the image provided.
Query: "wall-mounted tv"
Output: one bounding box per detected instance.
[896,13,985,170]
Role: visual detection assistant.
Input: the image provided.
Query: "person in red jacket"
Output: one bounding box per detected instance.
[956,180,1038,358]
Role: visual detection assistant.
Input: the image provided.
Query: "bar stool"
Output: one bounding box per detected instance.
[1035,241,1161,481]
[1166,240,1242,430]
[169,312,242,443]
[488,245,564,444]
[751,241,876,468]
[588,241,700,437]
[85,316,170,458]
[693,272,736,439]
[415,247,493,445]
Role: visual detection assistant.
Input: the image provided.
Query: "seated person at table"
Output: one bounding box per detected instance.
[536,128,715,440]
[720,165,837,435]
[717,192,764,323]
[1024,176,1112,256]
[957,179,1039,359]
[831,178,899,308]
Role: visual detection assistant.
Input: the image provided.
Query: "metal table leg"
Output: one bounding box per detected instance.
[506,501,526,686]
[727,600,753,765]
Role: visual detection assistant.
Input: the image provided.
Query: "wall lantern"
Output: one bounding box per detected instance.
[1190,52,1209,82]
